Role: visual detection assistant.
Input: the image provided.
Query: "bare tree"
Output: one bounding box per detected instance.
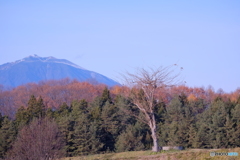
[8,117,65,160]
[123,66,181,152]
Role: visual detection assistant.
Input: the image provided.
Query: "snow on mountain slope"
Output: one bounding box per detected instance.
[0,55,120,87]
[0,54,85,70]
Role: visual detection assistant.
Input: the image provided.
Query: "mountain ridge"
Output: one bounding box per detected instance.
[0,55,120,88]
[0,54,85,70]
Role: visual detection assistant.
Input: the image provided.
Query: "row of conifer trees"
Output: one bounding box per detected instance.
[0,88,240,159]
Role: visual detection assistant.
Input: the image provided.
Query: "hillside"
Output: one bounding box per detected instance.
[0,54,120,87]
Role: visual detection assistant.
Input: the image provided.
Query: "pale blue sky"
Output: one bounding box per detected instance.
[0,0,240,93]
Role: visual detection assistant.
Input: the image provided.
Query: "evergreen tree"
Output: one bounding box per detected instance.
[73,114,103,155]
[15,106,28,128]
[143,131,153,149]
[162,95,194,148]
[0,116,17,158]
[53,102,74,156]
[210,98,228,148]
[231,103,240,147]
[115,123,145,152]
[99,101,120,151]
[195,103,215,148]
[26,95,45,119]
[36,96,46,117]
[46,108,55,119]
[194,97,235,149]
[114,95,137,130]
[88,91,120,152]
[194,120,211,148]
[89,88,112,121]
[114,95,154,150]
[16,95,47,127]
[154,100,166,124]
[56,115,74,157]
[189,98,206,116]
[71,99,88,119]
[187,124,198,148]
[56,102,71,118]
[224,115,235,147]
[100,87,112,106]
[89,97,103,121]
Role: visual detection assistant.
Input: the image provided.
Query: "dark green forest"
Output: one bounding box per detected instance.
[0,86,240,159]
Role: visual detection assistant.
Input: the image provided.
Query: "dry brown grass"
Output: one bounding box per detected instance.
[62,148,240,160]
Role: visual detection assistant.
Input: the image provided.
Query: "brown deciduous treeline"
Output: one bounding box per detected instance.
[0,78,239,118]
[0,79,106,118]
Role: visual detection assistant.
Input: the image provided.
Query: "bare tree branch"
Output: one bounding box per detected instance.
[121,65,181,152]
[7,117,65,160]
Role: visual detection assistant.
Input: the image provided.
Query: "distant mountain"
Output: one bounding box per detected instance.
[0,54,120,87]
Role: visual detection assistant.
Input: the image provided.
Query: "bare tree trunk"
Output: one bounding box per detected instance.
[150,114,159,152]
[152,130,159,152]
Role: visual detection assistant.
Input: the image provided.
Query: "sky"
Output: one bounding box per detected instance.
[0,0,240,93]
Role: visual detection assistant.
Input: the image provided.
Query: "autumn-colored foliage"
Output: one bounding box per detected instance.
[0,79,107,118]
[0,79,239,119]
[0,79,239,158]
[187,94,197,102]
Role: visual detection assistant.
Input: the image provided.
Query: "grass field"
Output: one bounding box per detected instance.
[63,148,240,160]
